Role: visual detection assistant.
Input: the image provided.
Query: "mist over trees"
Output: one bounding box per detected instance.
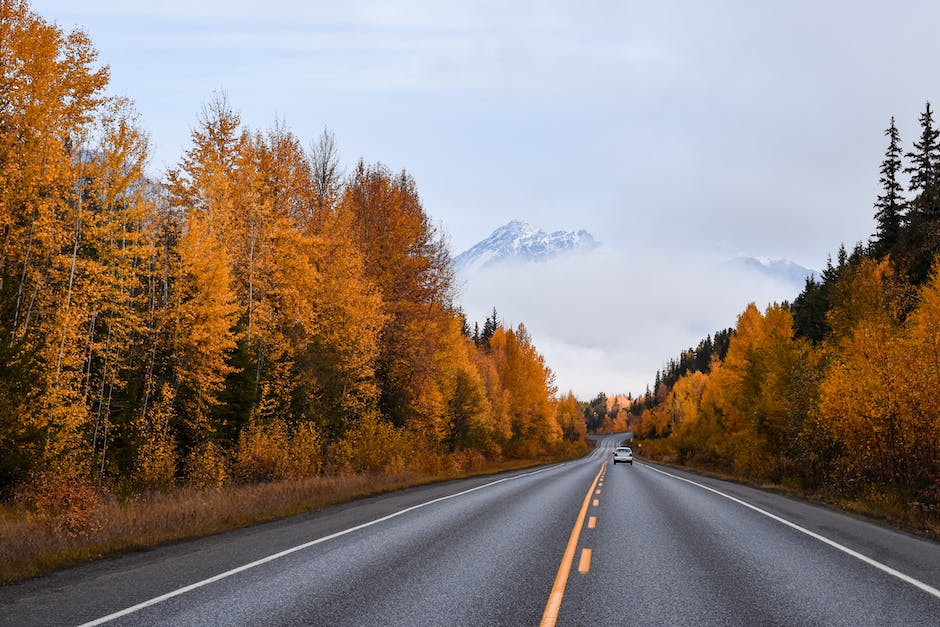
[633,103,940,515]
[0,1,584,506]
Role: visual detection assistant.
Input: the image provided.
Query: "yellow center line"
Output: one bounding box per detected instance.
[587,516,596,529]
[539,463,604,627]
[592,499,599,507]
[595,489,601,495]
[578,548,592,574]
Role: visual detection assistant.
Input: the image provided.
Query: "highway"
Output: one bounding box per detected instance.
[2,435,938,625]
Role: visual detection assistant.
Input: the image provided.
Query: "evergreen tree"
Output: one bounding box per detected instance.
[900,102,940,284]
[480,307,499,347]
[836,243,848,269]
[904,102,940,219]
[792,275,830,342]
[871,117,905,257]
[456,307,471,338]
[583,392,608,432]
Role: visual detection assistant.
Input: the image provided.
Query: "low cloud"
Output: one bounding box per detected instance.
[457,242,804,399]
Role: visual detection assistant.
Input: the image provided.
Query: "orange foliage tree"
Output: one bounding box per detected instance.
[488,325,562,457]
[820,258,940,494]
[0,1,586,503]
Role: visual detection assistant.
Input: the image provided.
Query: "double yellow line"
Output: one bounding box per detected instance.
[539,462,606,626]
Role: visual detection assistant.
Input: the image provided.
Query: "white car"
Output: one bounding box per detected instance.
[612,446,633,465]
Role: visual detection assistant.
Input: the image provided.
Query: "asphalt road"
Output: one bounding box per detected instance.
[2,436,939,626]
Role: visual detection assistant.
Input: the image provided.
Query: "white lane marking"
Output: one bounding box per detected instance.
[79,463,566,626]
[640,463,940,600]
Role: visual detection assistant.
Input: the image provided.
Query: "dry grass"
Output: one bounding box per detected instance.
[636,450,940,540]
[826,489,940,539]
[0,455,573,585]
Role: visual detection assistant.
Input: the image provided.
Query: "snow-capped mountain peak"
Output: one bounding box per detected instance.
[454,221,599,273]
[730,255,821,287]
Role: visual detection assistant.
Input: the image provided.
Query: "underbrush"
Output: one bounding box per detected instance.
[636,439,940,539]
[0,448,584,585]
[827,486,940,538]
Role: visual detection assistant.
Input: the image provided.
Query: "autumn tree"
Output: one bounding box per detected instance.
[78,97,155,482]
[555,392,587,443]
[489,324,561,457]
[0,2,580,499]
[0,1,152,495]
[301,194,384,438]
[164,94,241,455]
[901,258,940,498]
[341,162,455,444]
[469,340,513,452]
[690,303,820,481]
[226,123,318,435]
[664,370,710,459]
[820,257,940,495]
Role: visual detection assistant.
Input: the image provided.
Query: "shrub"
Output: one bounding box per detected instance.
[17,459,103,538]
[231,419,290,484]
[185,442,228,488]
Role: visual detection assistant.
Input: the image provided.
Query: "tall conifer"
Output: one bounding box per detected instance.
[901,102,940,283]
[872,117,904,257]
[904,102,940,221]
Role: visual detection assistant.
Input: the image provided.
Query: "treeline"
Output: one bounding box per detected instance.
[635,104,940,512]
[630,329,733,415]
[0,1,584,503]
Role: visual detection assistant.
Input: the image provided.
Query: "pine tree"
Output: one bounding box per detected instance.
[904,102,940,219]
[872,117,905,257]
[792,275,830,343]
[480,308,499,347]
[900,102,940,283]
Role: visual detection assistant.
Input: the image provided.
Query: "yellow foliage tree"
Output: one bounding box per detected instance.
[693,302,818,480]
[302,199,385,435]
[820,257,940,492]
[166,94,242,448]
[341,163,454,435]
[171,209,238,443]
[555,391,587,443]
[133,383,178,492]
[489,325,561,457]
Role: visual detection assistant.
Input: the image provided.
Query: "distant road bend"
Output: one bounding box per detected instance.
[2,436,939,626]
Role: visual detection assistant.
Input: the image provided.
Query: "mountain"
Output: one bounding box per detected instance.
[454,220,599,273]
[730,255,821,287]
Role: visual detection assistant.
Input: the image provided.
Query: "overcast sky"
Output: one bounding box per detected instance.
[32,1,940,398]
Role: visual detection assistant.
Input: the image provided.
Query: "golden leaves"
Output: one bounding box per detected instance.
[0,2,579,502]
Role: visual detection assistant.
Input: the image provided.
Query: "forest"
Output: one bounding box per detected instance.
[0,0,586,522]
[633,107,940,529]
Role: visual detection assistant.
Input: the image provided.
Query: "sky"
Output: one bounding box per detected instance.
[32,0,940,398]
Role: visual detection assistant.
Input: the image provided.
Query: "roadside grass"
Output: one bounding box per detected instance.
[828,490,940,539]
[0,452,581,585]
[636,444,940,540]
